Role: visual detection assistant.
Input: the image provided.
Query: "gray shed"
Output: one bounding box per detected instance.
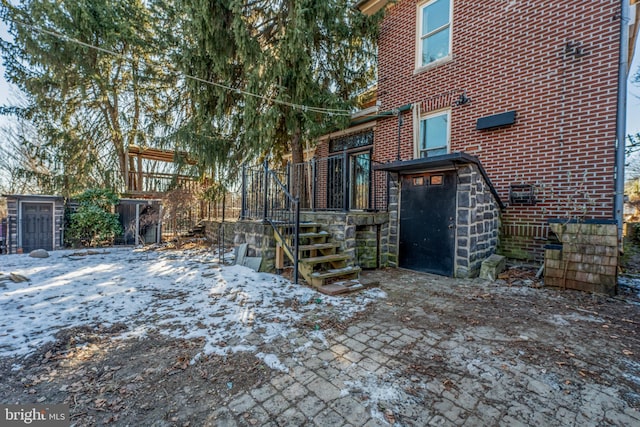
[2,194,65,254]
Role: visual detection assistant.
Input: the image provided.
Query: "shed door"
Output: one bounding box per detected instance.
[22,203,53,252]
[399,171,456,276]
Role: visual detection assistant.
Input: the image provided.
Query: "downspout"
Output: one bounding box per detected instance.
[615,0,630,243]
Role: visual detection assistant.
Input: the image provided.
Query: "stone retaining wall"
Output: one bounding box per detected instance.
[203,220,277,272]
[204,213,390,273]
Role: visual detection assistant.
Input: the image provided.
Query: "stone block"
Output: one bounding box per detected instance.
[545,248,562,260]
[458,209,469,225]
[29,249,49,258]
[544,276,564,287]
[456,266,470,278]
[479,254,506,281]
[544,267,564,278]
[604,256,618,266]
[545,259,561,269]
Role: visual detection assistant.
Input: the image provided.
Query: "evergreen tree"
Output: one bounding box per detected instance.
[0,0,179,195]
[177,0,380,170]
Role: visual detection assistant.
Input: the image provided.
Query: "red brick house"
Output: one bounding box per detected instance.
[240,0,638,286]
[310,0,636,277]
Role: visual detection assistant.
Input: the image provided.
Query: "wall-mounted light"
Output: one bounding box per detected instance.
[455,92,471,106]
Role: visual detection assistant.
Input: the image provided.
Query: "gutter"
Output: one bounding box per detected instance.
[614,0,630,242]
[350,103,412,126]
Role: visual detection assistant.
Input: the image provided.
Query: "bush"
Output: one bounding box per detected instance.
[67,189,122,247]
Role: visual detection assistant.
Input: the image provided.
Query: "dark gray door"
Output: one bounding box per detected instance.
[22,203,53,252]
[399,171,456,276]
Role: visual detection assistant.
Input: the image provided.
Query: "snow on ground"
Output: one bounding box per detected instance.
[0,247,385,360]
[618,276,640,300]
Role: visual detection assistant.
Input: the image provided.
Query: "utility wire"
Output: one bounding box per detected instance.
[12,20,355,116]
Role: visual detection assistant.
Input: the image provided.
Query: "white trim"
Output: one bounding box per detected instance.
[18,200,56,251]
[414,108,451,159]
[415,0,453,70]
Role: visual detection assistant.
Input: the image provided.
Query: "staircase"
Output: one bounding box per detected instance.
[274,222,363,295]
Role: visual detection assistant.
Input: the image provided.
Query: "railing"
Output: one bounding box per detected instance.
[201,192,242,222]
[290,154,389,212]
[241,155,389,217]
[127,171,201,194]
[263,162,300,284]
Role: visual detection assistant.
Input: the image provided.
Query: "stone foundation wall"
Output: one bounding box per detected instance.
[300,211,389,268]
[205,213,389,273]
[544,221,618,295]
[385,176,400,268]
[356,225,378,269]
[455,164,501,278]
[202,220,277,272]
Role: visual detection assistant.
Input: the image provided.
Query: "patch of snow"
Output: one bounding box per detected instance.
[0,248,384,360]
[256,352,288,372]
[344,376,405,425]
[618,276,640,299]
[547,313,604,327]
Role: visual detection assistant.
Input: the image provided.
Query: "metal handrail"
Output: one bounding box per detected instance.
[263,163,300,284]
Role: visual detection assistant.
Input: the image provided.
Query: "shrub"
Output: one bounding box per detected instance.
[67,189,122,247]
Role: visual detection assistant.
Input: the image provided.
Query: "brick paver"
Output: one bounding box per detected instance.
[204,269,640,426]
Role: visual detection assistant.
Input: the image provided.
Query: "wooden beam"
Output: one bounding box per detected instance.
[127,145,197,165]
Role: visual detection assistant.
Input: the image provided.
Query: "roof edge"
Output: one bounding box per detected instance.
[374,152,506,210]
[355,0,390,16]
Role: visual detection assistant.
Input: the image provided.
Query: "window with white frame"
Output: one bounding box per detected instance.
[417,0,452,68]
[417,110,450,158]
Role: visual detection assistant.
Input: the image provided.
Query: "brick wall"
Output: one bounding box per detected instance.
[371,0,620,260]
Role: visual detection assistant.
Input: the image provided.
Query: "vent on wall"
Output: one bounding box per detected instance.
[476,111,516,130]
[509,184,536,205]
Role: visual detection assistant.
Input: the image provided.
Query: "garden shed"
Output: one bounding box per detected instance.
[2,194,65,254]
[115,198,162,245]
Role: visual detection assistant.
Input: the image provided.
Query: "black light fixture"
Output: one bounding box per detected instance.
[455,91,471,106]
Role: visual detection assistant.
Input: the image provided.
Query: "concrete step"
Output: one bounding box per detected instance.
[317,281,365,296]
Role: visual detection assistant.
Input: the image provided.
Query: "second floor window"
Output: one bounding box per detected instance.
[418,110,450,158]
[418,0,451,67]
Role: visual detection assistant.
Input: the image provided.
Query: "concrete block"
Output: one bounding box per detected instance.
[235,243,248,265]
[479,254,505,281]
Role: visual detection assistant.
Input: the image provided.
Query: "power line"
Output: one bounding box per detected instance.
[12,20,355,116]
